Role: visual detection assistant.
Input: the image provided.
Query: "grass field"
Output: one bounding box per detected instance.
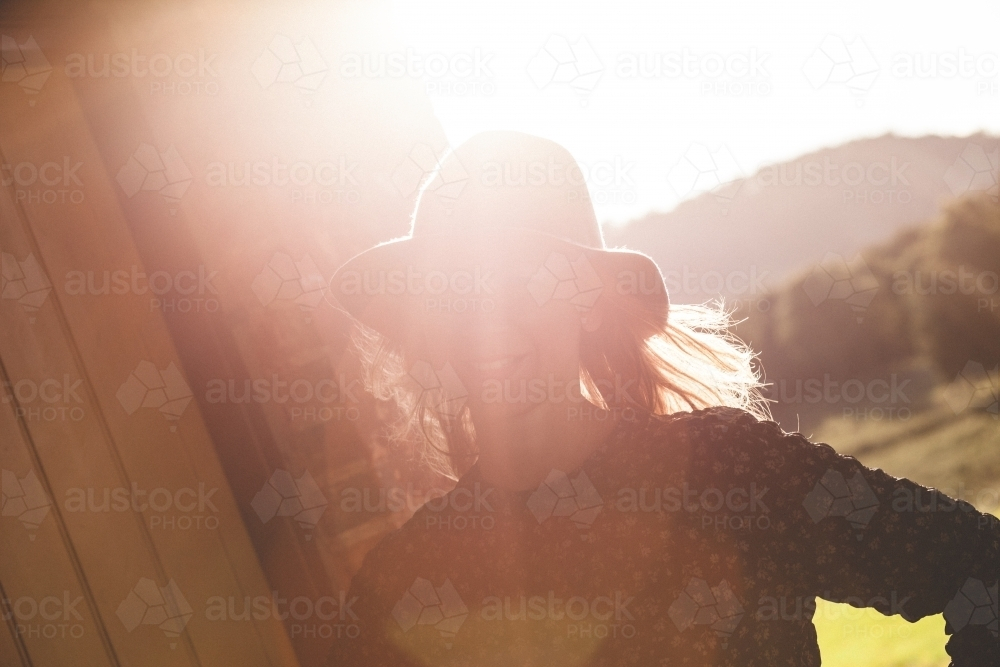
[814,603,949,667]
[805,401,1000,667]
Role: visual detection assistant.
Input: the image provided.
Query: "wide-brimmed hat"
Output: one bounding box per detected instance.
[330,131,668,342]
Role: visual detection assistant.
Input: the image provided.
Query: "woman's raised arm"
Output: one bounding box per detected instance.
[717,409,999,666]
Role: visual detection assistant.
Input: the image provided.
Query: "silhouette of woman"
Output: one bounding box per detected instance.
[326,131,998,666]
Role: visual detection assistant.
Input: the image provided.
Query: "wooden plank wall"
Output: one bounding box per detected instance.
[1,0,451,665]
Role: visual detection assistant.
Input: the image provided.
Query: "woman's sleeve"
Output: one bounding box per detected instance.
[720,409,999,666]
[324,543,422,667]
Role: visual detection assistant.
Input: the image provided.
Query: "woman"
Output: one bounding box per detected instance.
[326,131,997,666]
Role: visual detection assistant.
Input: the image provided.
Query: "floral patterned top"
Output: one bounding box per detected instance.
[326,407,999,666]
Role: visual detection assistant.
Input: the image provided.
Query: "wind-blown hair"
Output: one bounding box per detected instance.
[354,292,769,480]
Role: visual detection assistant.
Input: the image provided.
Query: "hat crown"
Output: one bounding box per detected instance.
[411,131,604,249]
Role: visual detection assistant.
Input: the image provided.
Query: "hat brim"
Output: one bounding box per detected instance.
[328,228,668,343]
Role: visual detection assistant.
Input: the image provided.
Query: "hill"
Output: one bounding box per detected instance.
[605,133,999,302]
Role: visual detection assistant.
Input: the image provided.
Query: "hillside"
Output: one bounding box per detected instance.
[727,193,1000,432]
[606,133,999,301]
[737,192,1000,667]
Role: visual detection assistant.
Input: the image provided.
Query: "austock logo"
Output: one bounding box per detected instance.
[252,35,328,94]
[1,251,52,322]
[614,47,770,98]
[754,156,911,188]
[943,577,998,637]
[252,252,327,313]
[755,591,912,624]
[480,590,637,639]
[891,266,998,297]
[944,361,999,418]
[527,251,603,317]
[0,34,52,104]
[204,157,358,187]
[1,468,51,539]
[64,50,218,78]
[204,156,359,204]
[392,578,468,649]
[116,360,194,431]
[205,591,359,640]
[391,142,469,202]
[890,484,999,517]
[766,374,913,423]
[668,578,744,649]
[479,372,640,424]
[802,35,879,103]
[802,468,879,540]
[754,155,913,206]
[479,156,636,206]
[405,361,469,420]
[63,482,220,531]
[340,48,494,80]
[204,155,361,205]
[333,263,495,315]
[340,48,495,98]
[64,48,220,96]
[2,375,86,423]
[116,578,192,649]
[667,143,743,213]
[1,591,85,640]
[661,265,771,311]
[205,373,361,423]
[614,482,771,532]
[944,143,999,202]
[116,144,193,214]
[526,469,603,530]
[891,49,1000,95]
[527,35,603,102]
[2,157,85,205]
[251,470,328,540]
[891,49,1000,81]
[63,264,220,314]
[340,483,495,530]
[802,252,879,323]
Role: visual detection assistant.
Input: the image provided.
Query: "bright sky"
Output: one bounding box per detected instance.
[389,0,1000,225]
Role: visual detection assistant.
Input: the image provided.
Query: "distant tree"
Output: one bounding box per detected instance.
[909,194,1000,376]
[734,193,1000,386]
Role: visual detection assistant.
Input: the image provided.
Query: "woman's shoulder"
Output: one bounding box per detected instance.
[640,405,777,438]
[345,509,448,608]
[643,405,810,441]
[634,405,844,470]
[649,405,763,426]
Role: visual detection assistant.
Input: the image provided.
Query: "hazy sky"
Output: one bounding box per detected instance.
[389,0,1000,225]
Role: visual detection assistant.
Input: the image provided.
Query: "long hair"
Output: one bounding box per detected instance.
[354,290,769,480]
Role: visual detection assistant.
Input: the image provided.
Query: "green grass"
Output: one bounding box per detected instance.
[811,404,1000,500]
[814,603,948,667]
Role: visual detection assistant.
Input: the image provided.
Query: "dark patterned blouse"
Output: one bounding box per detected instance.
[327,407,999,666]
